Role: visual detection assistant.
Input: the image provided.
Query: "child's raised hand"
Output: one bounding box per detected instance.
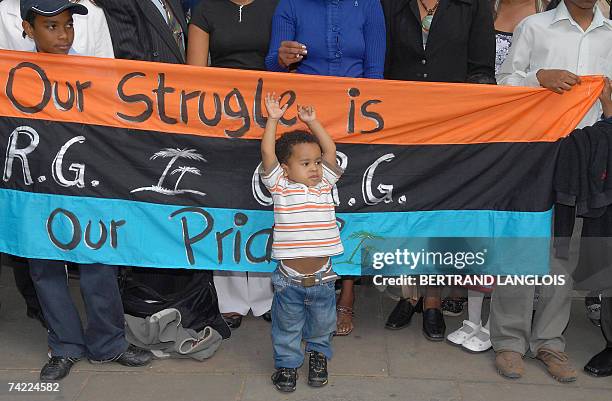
[297,105,316,123]
[599,77,612,119]
[265,93,288,120]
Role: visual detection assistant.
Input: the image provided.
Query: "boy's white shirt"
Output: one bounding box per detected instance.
[29,46,80,56]
[496,1,612,128]
[0,0,114,58]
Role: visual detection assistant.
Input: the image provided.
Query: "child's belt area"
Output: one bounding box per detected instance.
[278,260,338,287]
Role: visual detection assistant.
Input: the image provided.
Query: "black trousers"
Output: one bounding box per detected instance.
[13,264,42,315]
[1,254,43,318]
[29,259,127,360]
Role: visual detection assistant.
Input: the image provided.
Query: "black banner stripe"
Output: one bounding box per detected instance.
[0,118,558,212]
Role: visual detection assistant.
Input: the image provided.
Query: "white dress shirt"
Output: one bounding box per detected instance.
[150,0,169,23]
[497,1,612,128]
[596,0,610,19]
[0,0,114,58]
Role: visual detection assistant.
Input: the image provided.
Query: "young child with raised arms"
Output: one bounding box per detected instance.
[260,93,344,393]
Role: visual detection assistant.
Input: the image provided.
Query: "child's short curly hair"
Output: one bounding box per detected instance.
[275,130,321,164]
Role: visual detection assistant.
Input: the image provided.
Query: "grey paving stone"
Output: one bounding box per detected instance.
[0,274,51,370]
[382,294,511,384]
[331,286,389,376]
[241,375,461,401]
[75,373,244,401]
[459,382,608,401]
[147,316,274,374]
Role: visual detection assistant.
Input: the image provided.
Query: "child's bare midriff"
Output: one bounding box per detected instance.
[282,257,330,275]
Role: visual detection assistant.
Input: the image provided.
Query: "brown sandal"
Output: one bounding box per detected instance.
[335,305,354,336]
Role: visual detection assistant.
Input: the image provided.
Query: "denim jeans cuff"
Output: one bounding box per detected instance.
[274,359,304,369]
[305,343,333,360]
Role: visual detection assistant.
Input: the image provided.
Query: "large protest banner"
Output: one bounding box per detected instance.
[0,50,603,274]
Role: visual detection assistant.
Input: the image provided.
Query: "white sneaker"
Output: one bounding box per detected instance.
[462,326,492,352]
[446,320,480,346]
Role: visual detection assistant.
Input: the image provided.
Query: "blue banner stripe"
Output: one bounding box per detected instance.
[0,189,552,275]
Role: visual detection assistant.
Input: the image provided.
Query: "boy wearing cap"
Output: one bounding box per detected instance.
[1,0,114,56]
[20,0,86,54]
[20,0,153,381]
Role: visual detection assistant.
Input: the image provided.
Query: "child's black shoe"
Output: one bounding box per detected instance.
[308,351,328,387]
[271,367,297,392]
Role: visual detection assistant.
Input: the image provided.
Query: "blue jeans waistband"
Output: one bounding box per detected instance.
[277,261,337,287]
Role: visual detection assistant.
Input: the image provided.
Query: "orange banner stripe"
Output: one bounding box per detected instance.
[0,50,602,145]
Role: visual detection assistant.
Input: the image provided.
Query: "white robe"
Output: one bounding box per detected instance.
[213,271,273,316]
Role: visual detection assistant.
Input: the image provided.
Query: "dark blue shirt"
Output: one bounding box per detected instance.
[265,0,385,78]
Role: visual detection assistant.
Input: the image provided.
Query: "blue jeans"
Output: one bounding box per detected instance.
[271,268,337,369]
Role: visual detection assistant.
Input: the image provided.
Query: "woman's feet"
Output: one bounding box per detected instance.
[422,308,445,341]
[385,297,423,330]
[421,293,444,341]
[335,279,355,336]
[335,305,354,336]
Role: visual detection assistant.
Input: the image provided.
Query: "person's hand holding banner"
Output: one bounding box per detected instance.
[536,69,582,94]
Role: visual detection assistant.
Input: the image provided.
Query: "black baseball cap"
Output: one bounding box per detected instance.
[20,0,88,20]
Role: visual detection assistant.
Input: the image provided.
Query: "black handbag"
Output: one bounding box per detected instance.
[120,268,231,339]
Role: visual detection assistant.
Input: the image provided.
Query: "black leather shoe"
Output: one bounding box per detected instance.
[261,311,272,322]
[308,351,328,387]
[385,298,423,330]
[223,315,243,329]
[40,356,79,381]
[422,308,446,341]
[584,347,612,377]
[114,345,153,367]
[90,345,153,367]
[271,367,297,392]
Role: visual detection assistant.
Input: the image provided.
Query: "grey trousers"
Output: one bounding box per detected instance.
[490,218,582,356]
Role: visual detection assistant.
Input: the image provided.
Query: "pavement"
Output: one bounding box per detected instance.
[0,266,611,401]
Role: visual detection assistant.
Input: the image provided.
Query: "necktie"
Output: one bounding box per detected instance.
[159,0,186,58]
